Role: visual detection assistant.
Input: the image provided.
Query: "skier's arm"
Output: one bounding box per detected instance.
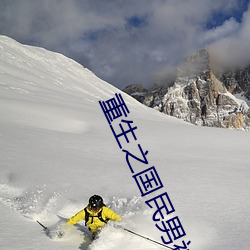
[67,209,85,225]
[104,207,122,222]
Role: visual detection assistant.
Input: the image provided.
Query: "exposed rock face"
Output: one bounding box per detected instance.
[217,66,250,99]
[123,84,147,103]
[123,49,250,130]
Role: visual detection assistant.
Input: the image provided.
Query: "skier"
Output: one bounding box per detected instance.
[66,194,122,239]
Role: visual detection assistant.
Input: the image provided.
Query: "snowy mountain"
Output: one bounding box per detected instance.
[0,36,250,250]
[124,49,250,130]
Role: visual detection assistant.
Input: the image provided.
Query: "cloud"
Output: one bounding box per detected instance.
[0,0,249,89]
[208,4,250,68]
[200,18,240,45]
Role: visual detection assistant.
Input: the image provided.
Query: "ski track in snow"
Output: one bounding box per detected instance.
[0,180,163,249]
[0,179,209,250]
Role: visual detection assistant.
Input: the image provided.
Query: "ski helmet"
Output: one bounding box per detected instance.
[89,195,104,211]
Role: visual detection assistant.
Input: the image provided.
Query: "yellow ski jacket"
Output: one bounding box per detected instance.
[67,206,121,233]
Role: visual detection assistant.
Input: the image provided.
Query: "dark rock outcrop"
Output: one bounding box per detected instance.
[123,49,250,130]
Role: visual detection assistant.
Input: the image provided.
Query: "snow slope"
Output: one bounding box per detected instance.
[0,36,250,250]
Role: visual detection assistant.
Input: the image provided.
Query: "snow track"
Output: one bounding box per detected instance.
[0,180,161,249]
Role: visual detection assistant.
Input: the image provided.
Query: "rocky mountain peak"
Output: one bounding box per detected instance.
[177,49,210,78]
[123,49,250,130]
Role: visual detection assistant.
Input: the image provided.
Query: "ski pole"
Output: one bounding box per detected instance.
[122,227,174,249]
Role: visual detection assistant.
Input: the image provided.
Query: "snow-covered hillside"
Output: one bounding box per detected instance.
[0,36,250,250]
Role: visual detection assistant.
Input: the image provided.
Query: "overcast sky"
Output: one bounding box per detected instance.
[0,0,249,89]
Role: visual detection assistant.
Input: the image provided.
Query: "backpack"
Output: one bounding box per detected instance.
[84,206,109,226]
